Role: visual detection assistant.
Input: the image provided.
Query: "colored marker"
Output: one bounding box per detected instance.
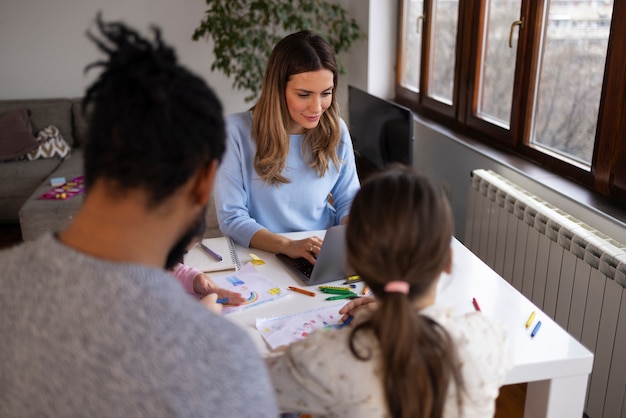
[472,297,481,311]
[340,315,354,328]
[320,288,354,295]
[216,297,228,304]
[326,294,355,301]
[287,286,316,297]
[531,321,542,338]
[199,243,222,261]
[525,311,537,329]
[362,285,369,296]
[343,275,362,284]
[319,285,352,292]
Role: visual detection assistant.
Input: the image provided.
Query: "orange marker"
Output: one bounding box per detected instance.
[288,286,316,297]
[362,285,369,296]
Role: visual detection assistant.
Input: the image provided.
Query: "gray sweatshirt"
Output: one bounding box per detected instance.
[0,234,278,417]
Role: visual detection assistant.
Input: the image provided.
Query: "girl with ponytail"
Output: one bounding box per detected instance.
[266,164,511,417]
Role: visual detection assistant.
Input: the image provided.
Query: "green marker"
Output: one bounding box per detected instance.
[325,293,356,301]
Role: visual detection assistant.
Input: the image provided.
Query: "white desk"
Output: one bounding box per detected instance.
[216,231,594,418]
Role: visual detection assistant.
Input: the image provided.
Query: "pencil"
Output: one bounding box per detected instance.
[472,297,481,311]
[288,286,316,297]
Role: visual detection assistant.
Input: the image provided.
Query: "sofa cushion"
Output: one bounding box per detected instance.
[0,99,74,147]
[0,108,39,160]
[26,125,72,160]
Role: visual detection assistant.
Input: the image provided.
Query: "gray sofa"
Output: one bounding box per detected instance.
[0,97,221,241]
[0,98,88,239]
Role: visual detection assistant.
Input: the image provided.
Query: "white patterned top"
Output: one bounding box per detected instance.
[266,304,512,418]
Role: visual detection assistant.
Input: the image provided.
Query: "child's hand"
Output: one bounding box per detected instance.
[193,273,214,296]
[200,293,223,314]
[339,296,377,322]
[213,288,247,306]
[193,273,246,305]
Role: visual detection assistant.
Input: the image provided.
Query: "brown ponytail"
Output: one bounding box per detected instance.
[346,165,464,417]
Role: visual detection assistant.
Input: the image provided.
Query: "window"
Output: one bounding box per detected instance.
[396,0,626,203]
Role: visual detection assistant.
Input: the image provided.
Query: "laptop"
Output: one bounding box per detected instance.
[276,225,356,285]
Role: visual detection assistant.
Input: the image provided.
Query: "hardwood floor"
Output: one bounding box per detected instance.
[0,222,22,250]
[0,222,526,416]
[496,384,526,418]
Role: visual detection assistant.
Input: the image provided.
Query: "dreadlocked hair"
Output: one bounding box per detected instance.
[82,13,225,207]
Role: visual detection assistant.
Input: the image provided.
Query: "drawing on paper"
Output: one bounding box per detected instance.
[256,302,348,349]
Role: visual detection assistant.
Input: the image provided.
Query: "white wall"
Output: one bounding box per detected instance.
[0,0,248,114]
[339,0,397,100]
[0,0,394,117]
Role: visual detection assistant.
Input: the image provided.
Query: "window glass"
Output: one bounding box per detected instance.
[530,0,613,167]
[428,0,459,104]
[476,0,521,128]
[399,0,424,92]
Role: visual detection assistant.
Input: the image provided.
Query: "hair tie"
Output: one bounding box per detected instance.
[384,281,410,294]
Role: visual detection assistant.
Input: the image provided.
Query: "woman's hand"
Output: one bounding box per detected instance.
[249,230,323,264]
[339,296,378,322]
[282,236,323,264]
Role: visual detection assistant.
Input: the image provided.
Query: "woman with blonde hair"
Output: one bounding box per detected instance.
[214,30,360,263]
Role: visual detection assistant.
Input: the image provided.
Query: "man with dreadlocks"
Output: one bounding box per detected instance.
[0,15,278,417]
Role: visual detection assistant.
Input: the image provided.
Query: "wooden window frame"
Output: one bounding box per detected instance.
[395,0,626,204]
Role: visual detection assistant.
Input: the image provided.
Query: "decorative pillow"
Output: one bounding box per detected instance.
[25,125,71,160]
[0,108,39,161]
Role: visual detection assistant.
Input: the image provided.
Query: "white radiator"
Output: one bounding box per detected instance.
[465,169,626,418]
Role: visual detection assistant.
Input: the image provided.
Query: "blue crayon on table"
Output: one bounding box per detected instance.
[531,320,542,338]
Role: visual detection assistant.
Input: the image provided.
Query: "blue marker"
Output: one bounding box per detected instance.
[340,315,354,328]
[531,320,542,338]
[216,297,228,304]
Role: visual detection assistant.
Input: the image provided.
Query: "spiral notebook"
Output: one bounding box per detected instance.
[184,236,241,273]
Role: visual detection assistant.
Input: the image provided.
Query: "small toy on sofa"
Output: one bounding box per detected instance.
[38,175,85,200]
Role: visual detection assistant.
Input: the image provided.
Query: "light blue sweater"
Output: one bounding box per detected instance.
[215,111,360,247]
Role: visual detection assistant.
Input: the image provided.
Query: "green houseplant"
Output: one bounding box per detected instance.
[192,0,363,102]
